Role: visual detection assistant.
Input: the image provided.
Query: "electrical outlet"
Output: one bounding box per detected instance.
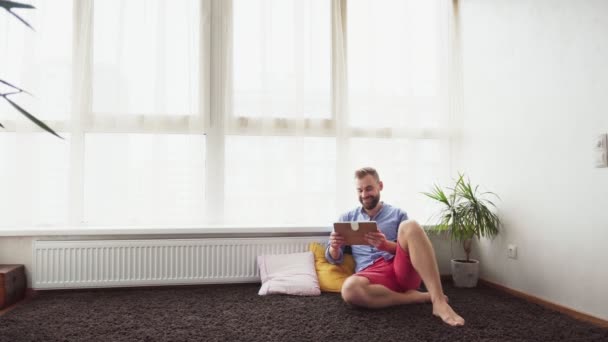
[595,134,608,168]
[507,244,517,259]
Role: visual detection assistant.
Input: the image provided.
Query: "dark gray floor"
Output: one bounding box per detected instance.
[1,282,606,342]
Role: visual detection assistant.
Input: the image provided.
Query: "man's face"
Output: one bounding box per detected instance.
[356,175,383,210]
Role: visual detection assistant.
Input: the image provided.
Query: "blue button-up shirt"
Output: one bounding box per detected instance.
[325,202,409,272]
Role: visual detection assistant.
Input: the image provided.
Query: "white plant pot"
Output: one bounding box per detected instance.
[451,259,480,288]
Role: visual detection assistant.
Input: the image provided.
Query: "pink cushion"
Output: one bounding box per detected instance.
[257,251,321,296]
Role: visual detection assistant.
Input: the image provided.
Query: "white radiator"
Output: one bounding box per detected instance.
[32,237,326,289]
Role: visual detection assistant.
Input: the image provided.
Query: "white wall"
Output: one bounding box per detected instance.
[0,237,33,286]
[457,0,608,320]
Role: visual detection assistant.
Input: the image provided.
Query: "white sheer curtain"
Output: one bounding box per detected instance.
[92,0,200,119]
[0,0,72,227]
[1,0,456,229]
[83,0,205,226]
[229,0,332,135]
[1,0,205,228]
[224,0,335,225]
[348,0,448,135]
[344,0,453,222]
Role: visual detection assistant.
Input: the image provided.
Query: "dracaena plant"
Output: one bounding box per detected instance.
[0,0,62,139]
[423,173,501,262]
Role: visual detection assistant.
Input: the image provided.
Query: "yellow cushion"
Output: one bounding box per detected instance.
[309,242,355,293]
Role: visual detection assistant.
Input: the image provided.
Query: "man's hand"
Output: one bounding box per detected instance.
[329,232,345,249]
[365,231,389,250]
[329,232,345,259]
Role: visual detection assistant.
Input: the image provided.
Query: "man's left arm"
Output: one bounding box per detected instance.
[366,209,409,254]
[365,231,397,254]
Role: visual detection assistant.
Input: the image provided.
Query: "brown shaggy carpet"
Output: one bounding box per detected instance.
[0,282,606,342]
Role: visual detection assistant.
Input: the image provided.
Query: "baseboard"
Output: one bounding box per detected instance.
[479,278,608,329]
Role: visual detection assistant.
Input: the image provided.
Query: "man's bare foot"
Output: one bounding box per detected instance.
[432,300,465,326]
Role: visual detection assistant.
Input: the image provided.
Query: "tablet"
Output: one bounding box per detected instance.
[333,221,379,246]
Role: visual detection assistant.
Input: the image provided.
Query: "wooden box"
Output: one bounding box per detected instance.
[0,265,26,310]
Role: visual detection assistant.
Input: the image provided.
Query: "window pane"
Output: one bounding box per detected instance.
[232,0,331,119]
[225,136,335,225]
[0,0,73,121]
[348,0,442,130]
[0,133,70,227]
[348,138,450,223]
[84,134,206,226]
[93,0,200,115]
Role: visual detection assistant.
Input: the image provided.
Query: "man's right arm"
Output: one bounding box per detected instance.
[325,213,349,264]
[325,231,345,264]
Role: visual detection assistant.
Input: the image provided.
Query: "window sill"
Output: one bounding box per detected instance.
[0,225,332,237]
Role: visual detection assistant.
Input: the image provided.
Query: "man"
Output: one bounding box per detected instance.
[326,167,465,326]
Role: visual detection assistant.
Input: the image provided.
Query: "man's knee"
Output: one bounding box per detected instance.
[398,220,423,240]
[341,276,369,306]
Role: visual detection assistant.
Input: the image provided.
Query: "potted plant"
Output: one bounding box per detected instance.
[423,173,501,287]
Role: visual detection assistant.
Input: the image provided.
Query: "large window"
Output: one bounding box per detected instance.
[0,0,454,228]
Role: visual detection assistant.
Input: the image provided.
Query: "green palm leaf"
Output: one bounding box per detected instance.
[3,96,63,139]
[0,0,35,30]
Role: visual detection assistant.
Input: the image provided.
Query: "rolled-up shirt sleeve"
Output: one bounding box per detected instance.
[400,210,409,223]
[325,244,344,264]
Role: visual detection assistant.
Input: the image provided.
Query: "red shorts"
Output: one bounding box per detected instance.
[355,244,421,292]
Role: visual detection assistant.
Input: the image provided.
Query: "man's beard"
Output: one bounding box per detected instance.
[359,195,380,210]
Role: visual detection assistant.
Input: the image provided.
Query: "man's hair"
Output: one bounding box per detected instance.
[354,167,380,182]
